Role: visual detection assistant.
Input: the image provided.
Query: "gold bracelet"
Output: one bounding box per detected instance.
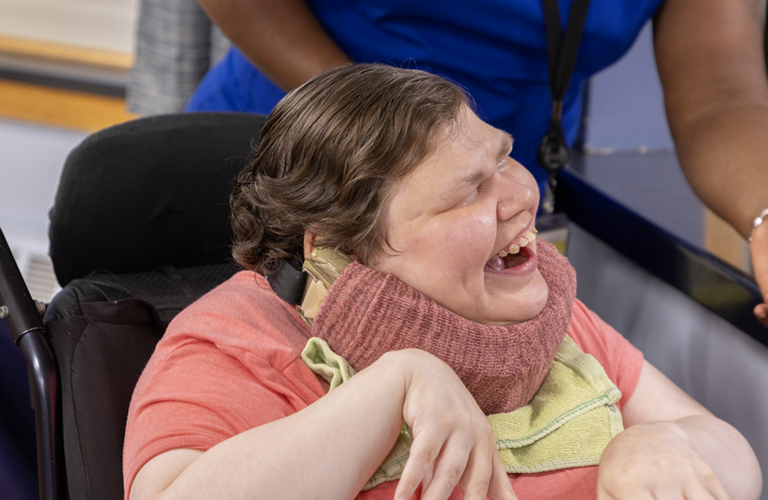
[750,207,768,242]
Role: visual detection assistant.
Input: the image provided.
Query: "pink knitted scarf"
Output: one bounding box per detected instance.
[311,240,577,415]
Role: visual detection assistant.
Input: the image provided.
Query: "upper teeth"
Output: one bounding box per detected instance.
[498,230,536,257]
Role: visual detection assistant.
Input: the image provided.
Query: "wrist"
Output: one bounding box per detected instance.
[749,207,768,242]
[374,349,423,391]
[378,349,451,404]
[378,349,431,382]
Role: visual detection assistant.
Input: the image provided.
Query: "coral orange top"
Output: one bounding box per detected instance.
[124,271,643,499]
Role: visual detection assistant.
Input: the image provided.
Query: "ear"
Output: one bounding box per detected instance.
[303,231,317,259]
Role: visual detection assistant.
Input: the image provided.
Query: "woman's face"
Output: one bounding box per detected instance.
[371,107,548,324]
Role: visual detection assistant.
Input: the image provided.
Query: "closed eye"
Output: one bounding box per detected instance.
[457,187,478,206]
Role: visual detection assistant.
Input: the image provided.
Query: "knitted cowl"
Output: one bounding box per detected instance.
[311,240,577,415]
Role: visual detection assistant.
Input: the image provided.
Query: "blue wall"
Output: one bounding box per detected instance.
[587,21,674,152]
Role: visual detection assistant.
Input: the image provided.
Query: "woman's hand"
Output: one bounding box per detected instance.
[750,220,768,327]
[597,421,731,500]
[391,349,517,500]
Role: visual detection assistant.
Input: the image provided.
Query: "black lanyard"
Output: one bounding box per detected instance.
[537,0,592,213]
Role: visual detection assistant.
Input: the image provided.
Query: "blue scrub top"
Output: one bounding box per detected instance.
[187,0,664,188]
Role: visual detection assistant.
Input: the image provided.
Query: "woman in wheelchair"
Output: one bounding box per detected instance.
[124,64,761,500]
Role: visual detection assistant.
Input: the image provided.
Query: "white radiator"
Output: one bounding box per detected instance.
[8,235,60,303]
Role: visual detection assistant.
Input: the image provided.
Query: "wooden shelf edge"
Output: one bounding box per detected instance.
[0,34,133,72]
[0,79,137,132]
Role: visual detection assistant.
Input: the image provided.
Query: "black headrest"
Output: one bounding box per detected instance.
[49,112,268,286]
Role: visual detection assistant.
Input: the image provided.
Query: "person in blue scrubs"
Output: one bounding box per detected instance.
[189,0,768,327]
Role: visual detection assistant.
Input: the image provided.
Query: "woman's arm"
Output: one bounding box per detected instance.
[129,349,516,500]
[197,0,351,91]
[654,0,768,325]
[598,360,762,500]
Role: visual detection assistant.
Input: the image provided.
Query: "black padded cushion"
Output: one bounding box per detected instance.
[49,112,268,286]
[43,263,239,500]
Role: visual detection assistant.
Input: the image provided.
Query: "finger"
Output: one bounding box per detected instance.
[596,482,620,500]
[486,451,517,500]
[420,437,472,500]
[421,462,435,495]
[698,470,731,500]
[597,494,618,500]
[597,492,617,500]
[458,443,493,500]
[650,484,687,500]
[684,480,720,500]
[597,472,624,500]
[754,303,768,327]
[598,479,655,500]
[606,490,656,500]
[749,225,768,326]
[704,482,732,500]
[395,430,448,500]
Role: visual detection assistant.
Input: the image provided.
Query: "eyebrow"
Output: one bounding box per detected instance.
[455,131,515,188]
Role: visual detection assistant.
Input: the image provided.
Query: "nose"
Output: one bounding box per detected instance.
[495,161,538,221]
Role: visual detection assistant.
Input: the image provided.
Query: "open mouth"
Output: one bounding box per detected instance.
[484,246,534,271]
[484,230,537,272]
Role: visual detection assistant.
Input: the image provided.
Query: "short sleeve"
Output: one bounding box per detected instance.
[122,272,323,499]
[566,299,644,411]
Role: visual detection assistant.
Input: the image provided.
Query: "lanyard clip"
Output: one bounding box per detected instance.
[537,103,569,177]
[541,175,558,215]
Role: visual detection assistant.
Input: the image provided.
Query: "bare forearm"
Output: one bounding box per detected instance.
[674,415,762,500]
[670,103,768,237]
[655,0,768,236]
[136,353,408,500]
[132,348,514,500]
[198,0,351,91]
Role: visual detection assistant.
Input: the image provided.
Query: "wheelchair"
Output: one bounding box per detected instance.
[0,112,267,500]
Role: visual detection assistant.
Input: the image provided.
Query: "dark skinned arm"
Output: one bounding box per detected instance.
[654,0,768,325]
[197,0,351,91]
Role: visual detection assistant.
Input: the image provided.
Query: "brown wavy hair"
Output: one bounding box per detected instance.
[230,64,469,273]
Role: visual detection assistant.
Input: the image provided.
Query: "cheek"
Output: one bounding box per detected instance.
[427,210,497,264]
[379,207,497,279]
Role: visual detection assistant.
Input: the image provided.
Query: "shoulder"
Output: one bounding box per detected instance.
[124,272,322,495]
[132,270,321,417]
[567,299,644,410]
[133,270,320,406]
[158,270,312,367]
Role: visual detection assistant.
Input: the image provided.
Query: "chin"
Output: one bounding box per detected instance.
[481,272,549,325]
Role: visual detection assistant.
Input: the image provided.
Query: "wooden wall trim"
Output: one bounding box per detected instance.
[0,34,133,71]
[0,79,136,132]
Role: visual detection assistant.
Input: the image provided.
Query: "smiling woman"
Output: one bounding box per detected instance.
[123,64,761,500]
[371,107,547,324]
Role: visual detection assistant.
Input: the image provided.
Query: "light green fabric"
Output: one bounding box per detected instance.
[491,335,624,473]
[301,336,357,389]
[301,338,410,489]
[301,335,623,489]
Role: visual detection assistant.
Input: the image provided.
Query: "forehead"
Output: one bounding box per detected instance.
[397,109,509,193]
